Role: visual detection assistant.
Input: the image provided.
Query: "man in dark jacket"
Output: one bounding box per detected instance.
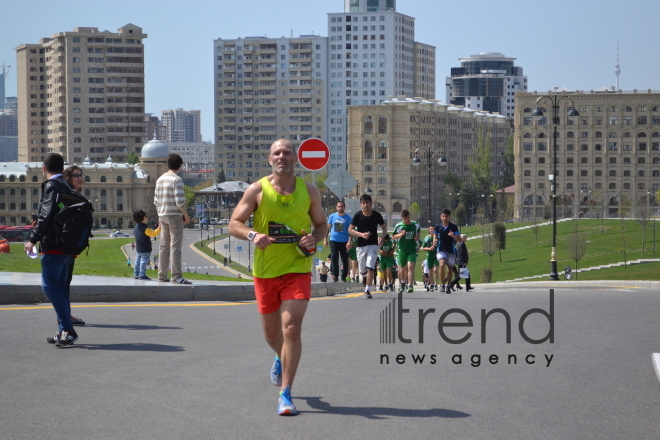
[24,153,79,346]
[451,234,473,292]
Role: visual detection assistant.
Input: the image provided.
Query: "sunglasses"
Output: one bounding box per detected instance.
[72,173,84,178]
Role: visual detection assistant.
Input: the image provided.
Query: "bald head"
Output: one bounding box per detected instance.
[270,139,295,155]
[460,234,467,241]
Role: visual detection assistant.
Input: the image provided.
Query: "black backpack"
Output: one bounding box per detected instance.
[54,186,95,255]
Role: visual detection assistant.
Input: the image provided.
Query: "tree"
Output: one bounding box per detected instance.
[531,217,540,246]
[501,135,515,188]
[409,202,422,222]
[482,229,497,270]
[493,222,506,263]
[117,218,123,229]
[468,127,493,197]
[619,194,632,219]
[217,169,226,183]
[454,204,466,228]
[591,188,606,234]
[183,185,195,209]
[566,221,587,280]
[126,151,139,165]
[634,196,652,254]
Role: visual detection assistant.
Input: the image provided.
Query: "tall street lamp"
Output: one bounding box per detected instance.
[412,148,447,224]
[531,93,580,280]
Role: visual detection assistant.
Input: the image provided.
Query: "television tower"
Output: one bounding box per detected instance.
[614,40,621,91]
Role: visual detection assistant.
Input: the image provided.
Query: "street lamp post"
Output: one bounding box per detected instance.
[355,180,373,198]
[532,93,580,280]
[412,148,447,224]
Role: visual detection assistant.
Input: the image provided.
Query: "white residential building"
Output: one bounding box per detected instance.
[326,0,435,170]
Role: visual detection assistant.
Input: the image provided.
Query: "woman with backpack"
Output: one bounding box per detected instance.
[61,165,86,326]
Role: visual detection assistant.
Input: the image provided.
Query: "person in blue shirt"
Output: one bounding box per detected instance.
[433,208,463,294]
[323,201,352,282]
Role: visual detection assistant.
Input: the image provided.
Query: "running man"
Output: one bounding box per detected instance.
[420,226,438,291]
[433,209,463,293]
[349,194,387,299]
[379,234,395,291]
[392,210,420,293]
[229,139,327,416]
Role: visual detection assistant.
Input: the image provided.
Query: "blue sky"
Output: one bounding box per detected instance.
[2,0,659,140]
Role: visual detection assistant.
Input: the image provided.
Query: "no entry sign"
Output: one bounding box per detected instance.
[297,138,330,171]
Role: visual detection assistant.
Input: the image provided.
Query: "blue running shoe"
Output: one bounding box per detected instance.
[270,356,282,386]
[278,387,298,416]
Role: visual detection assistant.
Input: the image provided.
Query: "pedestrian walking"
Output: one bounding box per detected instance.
[450,234,472,291]
[317,261,330,282]
[25,154,79,346]
[324,201,352,282]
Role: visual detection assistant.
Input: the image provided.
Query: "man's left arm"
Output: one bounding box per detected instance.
[303,183,328,249]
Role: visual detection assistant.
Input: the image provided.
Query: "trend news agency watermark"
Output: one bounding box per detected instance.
[379,289,555,368]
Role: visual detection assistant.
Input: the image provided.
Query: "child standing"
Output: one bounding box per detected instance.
[133,210,161,280]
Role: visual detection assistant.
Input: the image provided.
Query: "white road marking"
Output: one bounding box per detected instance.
[653,354,660,384]
[301,151,326,158]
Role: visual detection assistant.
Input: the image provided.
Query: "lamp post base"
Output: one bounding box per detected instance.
[549,261,559,281]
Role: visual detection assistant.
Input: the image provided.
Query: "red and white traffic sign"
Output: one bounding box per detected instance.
[297,138,330,171]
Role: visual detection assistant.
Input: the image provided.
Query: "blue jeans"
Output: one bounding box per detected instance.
[134,252,151,278]
[41,253,74,332]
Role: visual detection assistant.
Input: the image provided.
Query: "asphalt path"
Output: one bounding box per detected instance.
[120,228,244,278]
[1,285,659,439]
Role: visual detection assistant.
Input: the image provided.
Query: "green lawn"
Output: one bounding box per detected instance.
[3,239,250,282]
[443,218,660,283]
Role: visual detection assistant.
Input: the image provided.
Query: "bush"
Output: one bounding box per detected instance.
[480,267,492,283]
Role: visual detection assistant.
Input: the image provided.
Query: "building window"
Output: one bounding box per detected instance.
[364,116,373,133]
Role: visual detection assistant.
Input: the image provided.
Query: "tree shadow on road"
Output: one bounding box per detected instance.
[65,343,185,352]
[83,324,183,331]
[297,396,470,420]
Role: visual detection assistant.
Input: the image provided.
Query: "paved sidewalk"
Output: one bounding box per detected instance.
[0,272,362,305]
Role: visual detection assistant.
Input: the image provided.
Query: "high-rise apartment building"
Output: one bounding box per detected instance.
[15,25,147,164]
[514,90,660,221]
[327,0,435,170]
[214,35,328,181]
[161,108,202,143]
[144,113,167,140]
[446,52,526,118]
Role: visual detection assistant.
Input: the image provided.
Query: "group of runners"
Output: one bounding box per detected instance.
[325,201,466,296]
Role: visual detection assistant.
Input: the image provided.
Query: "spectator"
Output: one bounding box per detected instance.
[154,153,192,284]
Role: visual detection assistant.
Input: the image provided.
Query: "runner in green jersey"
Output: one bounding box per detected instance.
[420,226,438,291]
[379,234,395,291]
[392,209,420,293]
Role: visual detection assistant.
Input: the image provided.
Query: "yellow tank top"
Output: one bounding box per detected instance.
[253,176,312,278]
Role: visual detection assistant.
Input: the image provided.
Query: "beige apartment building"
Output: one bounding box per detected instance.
[347,97,512,227]
[214,36,328,181]
[15,24,147,164]
[514,90,660,221]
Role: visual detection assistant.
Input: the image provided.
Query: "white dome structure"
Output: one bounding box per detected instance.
[141,137,169,159]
